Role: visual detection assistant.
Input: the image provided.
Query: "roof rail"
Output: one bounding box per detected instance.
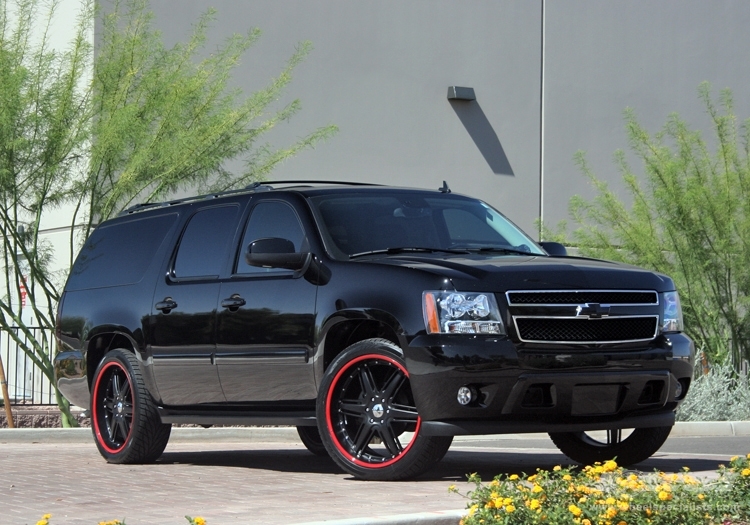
[249,180,383,188]
[118,180,382,216]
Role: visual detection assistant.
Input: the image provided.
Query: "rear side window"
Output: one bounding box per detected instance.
[173,205,239,279]
[67,213,178,290]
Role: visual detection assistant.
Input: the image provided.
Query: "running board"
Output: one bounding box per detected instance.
[157,408,317,427]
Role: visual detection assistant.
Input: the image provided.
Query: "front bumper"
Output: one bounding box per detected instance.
[405,332,694,430]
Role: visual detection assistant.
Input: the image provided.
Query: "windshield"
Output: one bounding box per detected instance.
[309,191,545,259]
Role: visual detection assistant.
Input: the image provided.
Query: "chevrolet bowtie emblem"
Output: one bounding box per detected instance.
[575,303,610,318]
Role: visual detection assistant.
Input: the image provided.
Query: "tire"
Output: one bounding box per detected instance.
[549,425,673,466]
[90,349,172,464]
[297,425,330,457]
[316,338,453,480]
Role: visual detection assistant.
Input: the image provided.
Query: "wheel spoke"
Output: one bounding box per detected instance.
[339,399,367,418]
[352,422,375,456]
[111,373,121,398]
[119,379,131,401]
[121,401,134,418]
[381,368,406,400]
[114,416,130,443]
[379,424,403,457]
[388,403,419,422]
[357,365,377,398]
[607,429,621,445]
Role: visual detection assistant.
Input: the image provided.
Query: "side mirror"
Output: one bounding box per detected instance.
[539,241,567,257]
[246,238,309,271]
[245,237,331,285]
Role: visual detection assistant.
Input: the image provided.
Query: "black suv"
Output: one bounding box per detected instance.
[54,181,694,480]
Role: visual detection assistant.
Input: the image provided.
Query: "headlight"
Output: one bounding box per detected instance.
[661,291,684,332]
[423,291,505,334]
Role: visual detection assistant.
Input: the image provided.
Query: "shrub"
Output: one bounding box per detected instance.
[677,357,750,421]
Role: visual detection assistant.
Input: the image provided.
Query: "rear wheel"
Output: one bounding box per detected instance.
[297,425,329,457]
[549,426,672,466]
[317,339,452,480]
[91,349,171,463]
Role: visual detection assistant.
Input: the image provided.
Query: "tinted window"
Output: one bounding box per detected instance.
[67,213,178,290]
[236,201,306,274]
[173,205,239,279]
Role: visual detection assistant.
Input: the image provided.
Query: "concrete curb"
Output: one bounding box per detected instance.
[295,509,465,525]
[2,421,749,444]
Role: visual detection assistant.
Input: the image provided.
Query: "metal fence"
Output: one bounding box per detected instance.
[0,327,56,405]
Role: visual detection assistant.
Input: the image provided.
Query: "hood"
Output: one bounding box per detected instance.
[359,254,675,292]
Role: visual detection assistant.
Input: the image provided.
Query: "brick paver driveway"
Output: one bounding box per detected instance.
[0,432,738,525]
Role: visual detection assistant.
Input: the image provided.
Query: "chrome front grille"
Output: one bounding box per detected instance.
[513,316,659,344]
[506,289,660,345]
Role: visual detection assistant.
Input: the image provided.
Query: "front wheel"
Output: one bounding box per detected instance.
[549,426,672,466]
[317,339,452,480]
[91,349,171,464]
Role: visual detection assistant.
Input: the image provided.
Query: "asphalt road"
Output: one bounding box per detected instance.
[1,428,748,525]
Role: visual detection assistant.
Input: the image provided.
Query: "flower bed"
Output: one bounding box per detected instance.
[452,454,750,525]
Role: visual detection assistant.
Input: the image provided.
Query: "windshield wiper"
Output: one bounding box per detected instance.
[467,246,536,256]
[349,247,469,259]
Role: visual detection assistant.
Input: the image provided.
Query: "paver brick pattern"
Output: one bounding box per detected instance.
[0,439,729,525]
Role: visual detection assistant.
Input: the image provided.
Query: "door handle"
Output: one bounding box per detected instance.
[221,294,246,311]
[155,298,177,313]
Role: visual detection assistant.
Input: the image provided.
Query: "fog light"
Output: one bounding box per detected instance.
[674,381,683,399]
[457,386,473,405]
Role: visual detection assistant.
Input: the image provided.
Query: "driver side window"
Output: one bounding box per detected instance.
[235,201,306,274]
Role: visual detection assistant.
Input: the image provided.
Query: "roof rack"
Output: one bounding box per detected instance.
[118,180,382,216]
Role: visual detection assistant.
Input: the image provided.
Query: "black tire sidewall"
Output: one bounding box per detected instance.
[549,426,673,466]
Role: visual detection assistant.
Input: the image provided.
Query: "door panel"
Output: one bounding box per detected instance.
[215,199,317,402]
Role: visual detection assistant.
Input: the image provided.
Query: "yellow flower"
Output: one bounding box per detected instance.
[42,516,52,521]
[468,504,478,516]
[742,468,750,477]
[605,497,616,505]
[563,474,572,481]
[617,521,627,525]
[606,507,618,519]
[528,474,537,482]
[529,499,541,510]
[697,494,705,500]
[617,501,629,512]
[448,484,457,492]
[582,520,592,525]
[731,455,739,462]
[505,504,516,513]
[603,460,618,472]
[746,453,750,459]
[553,465,562,471]
[532,484,544,493]
[36,521,48,525]
[658,491,672,501]
[193,519,206,525]
[509,474,519,481]
[568,504,582,517]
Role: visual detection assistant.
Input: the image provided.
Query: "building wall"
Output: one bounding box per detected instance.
[142,0,750,238]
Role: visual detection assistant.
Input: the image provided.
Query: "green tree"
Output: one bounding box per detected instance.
[0,0,336,426]
[548,83,749,368]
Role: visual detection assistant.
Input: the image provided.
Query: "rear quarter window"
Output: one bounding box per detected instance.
[66,213,178,290]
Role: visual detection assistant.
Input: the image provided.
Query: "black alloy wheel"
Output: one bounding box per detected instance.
[317,339,452,480]
[91,349,171,464]
[549,425,673,466]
